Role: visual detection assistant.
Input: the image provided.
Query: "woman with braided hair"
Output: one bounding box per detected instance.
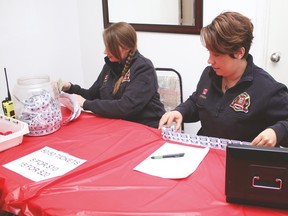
[61,22,165,128]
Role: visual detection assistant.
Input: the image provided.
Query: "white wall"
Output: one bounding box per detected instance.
[0,0,269,134]
[0,0,83,111]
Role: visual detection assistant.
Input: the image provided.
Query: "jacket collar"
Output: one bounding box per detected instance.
[104,50,139,75]
[209,54,254,87]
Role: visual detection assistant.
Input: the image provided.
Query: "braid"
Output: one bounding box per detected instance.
[112,50,135,95]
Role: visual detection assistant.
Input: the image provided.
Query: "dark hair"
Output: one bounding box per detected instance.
[200,11,254,59]
[103,22,137,94]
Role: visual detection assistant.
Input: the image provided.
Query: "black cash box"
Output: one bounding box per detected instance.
[225,144,288,209]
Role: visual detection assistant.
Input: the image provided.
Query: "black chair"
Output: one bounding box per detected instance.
[155,67,184,131]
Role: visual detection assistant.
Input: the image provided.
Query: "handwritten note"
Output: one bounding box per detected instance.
[3,146,86,182]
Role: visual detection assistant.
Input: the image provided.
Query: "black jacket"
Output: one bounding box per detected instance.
[66,51,165,128]
[176,54,288,147]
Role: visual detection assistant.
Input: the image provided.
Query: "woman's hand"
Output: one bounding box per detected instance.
[158,110,183,132]
[72,94,86,108]
[54,80,71,93]
[251,128,277,147]
[61,81,71,92]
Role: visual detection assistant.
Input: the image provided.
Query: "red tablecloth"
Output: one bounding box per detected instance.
[0,110,287,215]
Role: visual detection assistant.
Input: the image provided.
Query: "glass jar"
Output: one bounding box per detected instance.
[12,75,62,136]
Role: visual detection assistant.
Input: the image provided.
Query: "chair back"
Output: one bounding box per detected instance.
[155,67,184,131]
[155,68,183,111]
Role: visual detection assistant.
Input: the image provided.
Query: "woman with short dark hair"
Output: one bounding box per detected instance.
[159,12,288,147]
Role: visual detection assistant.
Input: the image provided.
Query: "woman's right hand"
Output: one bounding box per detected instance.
[61,81,71,92]
[158,110,183,132]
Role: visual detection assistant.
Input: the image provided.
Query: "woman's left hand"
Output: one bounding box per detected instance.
[73,94,86,108]
[251,128,277,147]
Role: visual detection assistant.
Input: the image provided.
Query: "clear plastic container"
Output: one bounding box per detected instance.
[12,75,62,136]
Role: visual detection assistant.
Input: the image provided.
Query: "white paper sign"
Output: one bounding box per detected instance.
[134,142,209,179]
[3,146,86,182]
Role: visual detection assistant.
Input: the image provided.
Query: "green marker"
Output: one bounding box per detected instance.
[151,153,185,159]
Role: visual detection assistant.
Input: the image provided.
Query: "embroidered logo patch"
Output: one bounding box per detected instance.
[122,69,131,82]
[104,74,109,83]
[200,88,208,99]
[202,88,208,95]
[230,92,250,113]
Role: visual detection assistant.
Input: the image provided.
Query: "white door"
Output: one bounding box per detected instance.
[265,0,288,85]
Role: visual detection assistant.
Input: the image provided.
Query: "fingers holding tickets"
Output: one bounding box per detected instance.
[72,94,85,108]
[61,81,71,92]
[54,79,71,93]
[158,110,183,132]
[251,128,277,147]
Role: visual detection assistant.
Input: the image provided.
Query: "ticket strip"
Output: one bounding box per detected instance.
[161,127,250,150]
[59,92,81,124]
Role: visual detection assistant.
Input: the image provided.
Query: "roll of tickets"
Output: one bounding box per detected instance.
[18,89,62,136]
[161,126,250,150]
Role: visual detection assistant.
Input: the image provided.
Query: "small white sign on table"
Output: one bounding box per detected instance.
[3,146,86,182]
